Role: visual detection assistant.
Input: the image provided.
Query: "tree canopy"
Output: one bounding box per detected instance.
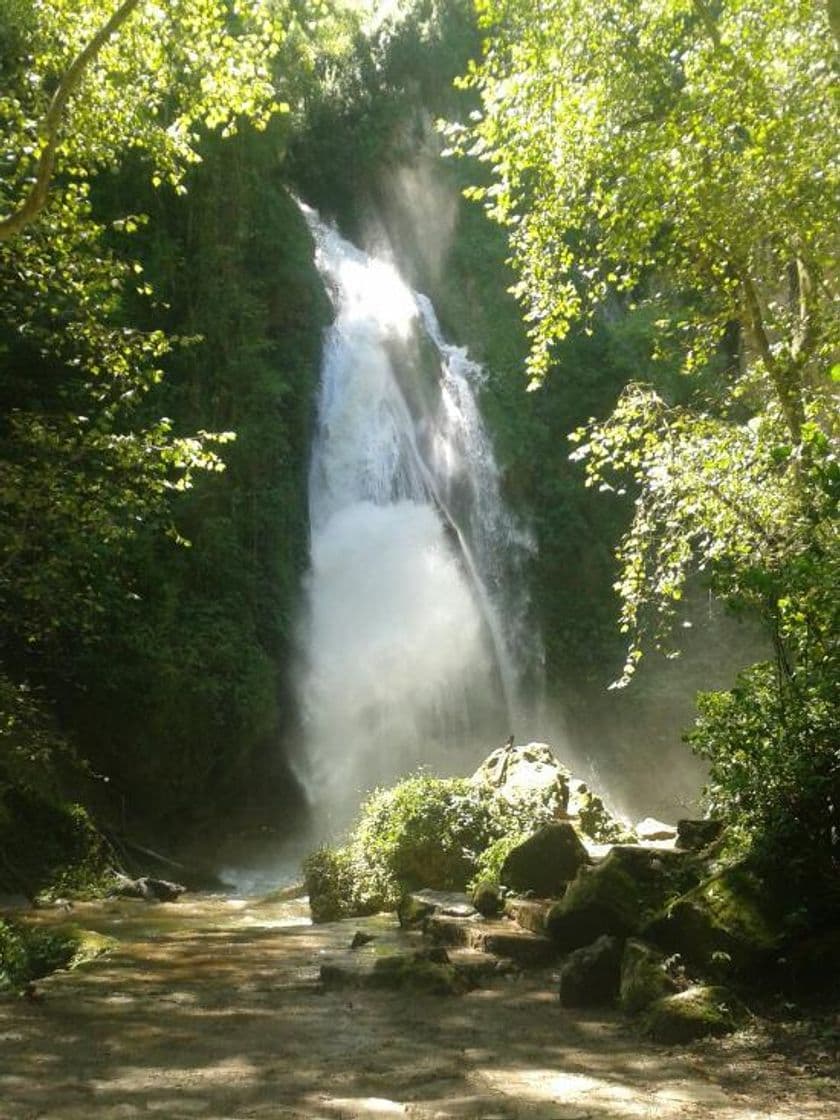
[452,0,839,865]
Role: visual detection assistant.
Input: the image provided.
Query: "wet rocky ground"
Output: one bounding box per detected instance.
[0,893,836,1120]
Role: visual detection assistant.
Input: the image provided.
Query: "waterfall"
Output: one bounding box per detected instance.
[297,206,534,830]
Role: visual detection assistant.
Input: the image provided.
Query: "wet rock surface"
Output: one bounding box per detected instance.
[0,894,835,1119]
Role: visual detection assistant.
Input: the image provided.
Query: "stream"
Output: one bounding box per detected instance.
[0,894,832,1120]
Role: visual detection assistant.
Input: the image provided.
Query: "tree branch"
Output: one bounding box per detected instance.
[742,274,804,444]
[0,0,144,243]
[692,0,723,49]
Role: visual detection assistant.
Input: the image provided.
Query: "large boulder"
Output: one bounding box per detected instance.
[546,846,699,951]
[500,823,589,897]
[557,934,622,1007]
[471,881,503,917]
[471,742,571,817]
[643,862,784,979]
[619,938,680,1014]
[643,985,748,1043]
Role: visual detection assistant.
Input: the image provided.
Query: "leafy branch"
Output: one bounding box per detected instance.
[0,0,143,242]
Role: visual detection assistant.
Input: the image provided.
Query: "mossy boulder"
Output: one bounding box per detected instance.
[619,938,679,1014]
[547,846,699,951]
[643,862,784,979]
[501,823,589,897]
[321,950,468,995]
[557,934,622,1007]
[643,985,748,1043]
[471,880,503,917]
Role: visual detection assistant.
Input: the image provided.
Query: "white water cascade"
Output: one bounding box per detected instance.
[297,207,534,830]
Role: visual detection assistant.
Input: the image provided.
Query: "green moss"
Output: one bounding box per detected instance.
[645,861,784,978]
[548,848,700,951]
[620,939,679,1014]
[0,788,113,900]
[644,985,748,1044]
[0,919,114,991]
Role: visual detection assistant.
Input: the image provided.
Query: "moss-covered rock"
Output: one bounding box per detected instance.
[644,862,784,979]
[501,823,589,897]
[567,780,628,843]
[321,950,468,995]
[619,938,679,1014]
[557,934,622,1007]
[471,880,503,917]
[547,846,699,951]
[643,985,748,1043]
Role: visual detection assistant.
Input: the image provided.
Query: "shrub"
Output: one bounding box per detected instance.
[305,772,561,921]
[689,656,840,922]
[469,831,529,889]
[0,919,115,991]
[0,788,113,900]
[350,775,499,895]
[0,920,74,991]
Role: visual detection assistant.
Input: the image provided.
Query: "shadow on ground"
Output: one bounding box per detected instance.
[0,897,835,1119]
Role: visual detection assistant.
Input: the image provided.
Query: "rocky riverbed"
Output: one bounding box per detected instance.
[0,891,836,1120]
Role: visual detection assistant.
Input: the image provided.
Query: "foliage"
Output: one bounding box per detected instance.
[304,770,567,920]
[0,675,68,801]
[57,139,328,831]
[0,788,113,899]
[691,657,839,886]
[468,830,528,889]
[0,919,114,991]
[0,919,73,990]
[569,393,835,684]
[453,0,839,883]
[303,845,388,923]
[288,0,479,231]
[0,2,336,833]
[351,774,498,894]
[454,0,836,406]
[0,0,296,237]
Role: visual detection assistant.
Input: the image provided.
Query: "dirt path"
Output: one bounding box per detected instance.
[0,896,836,1119]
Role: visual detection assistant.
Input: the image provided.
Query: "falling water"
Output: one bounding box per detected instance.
[297,207,534,830]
